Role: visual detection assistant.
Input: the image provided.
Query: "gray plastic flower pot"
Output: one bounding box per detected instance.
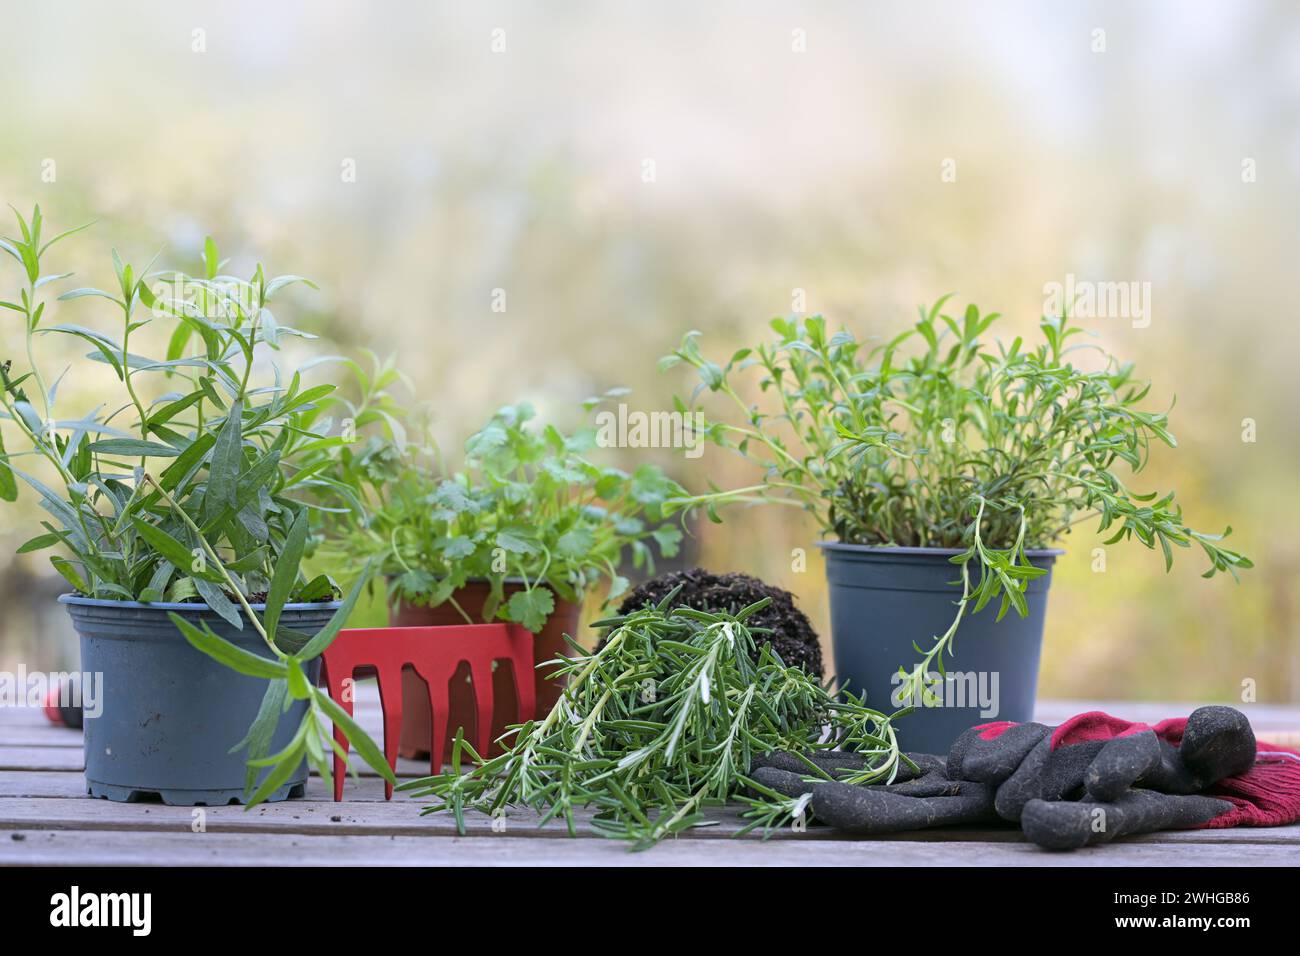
[819,543,1061,756]
[60,595,339,806]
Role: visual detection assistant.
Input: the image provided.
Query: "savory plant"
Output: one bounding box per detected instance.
[321,385,687,632]
[0,206,393,801]
[400,590,908,849]
[662,299,1252,704]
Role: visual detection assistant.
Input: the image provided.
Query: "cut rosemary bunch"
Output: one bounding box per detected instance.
[398,588,910,849]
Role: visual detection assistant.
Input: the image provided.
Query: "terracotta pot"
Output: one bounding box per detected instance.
[392,580,581,760]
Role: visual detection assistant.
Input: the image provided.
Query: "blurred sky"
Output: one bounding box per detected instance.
[1,1,1297,702]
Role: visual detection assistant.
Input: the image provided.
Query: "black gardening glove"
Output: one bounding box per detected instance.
[749,749,999,834]
[747,706,1255,848]
[948,705,1255,849]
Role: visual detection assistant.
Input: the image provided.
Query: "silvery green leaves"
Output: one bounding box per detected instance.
[0,208,343,606]
[398,596,904,849]
[666,299,1251,684]
[0,208,391,803]
[318,382,688,632]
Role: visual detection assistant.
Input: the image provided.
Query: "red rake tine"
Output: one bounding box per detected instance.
[322,624,537,801]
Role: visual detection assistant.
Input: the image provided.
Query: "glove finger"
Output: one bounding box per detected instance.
[869,772,962,798]
[751,751,828,777]
[900,753,948,780]
[813,749,945,780]
[750,750,867,779]
[1021,791,1234,851]
[1084,730,1161,802]
[992,735,1054,821]
[812,778,998,834]
[1177,706,1256,784]
[1139,707,1257,794]
[749,766,817,799]
[949,721,1051,783]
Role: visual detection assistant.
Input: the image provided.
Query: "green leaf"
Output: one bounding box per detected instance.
[147,391,203,430]
[202,399,243,520]
[168,576,198,603]
[38,219,95,256]
[651,524,683,557]
[57,287,125,307]
[296,574,335,603]
[0,427,16,502]
[495,530,538,554]
[157,432,216,493]
[169,612,287,679]
[37,325,125,380]
[193,576,243,630]
[315,690,396,784]
[244,723,308,806]
[506,586,555,632]
[17,530,67,553]
[165,321,192,364]
[264,508,309,638]
[285,659,311,700]
[203,236,220,280]
[555,528,594,559]
[230,679,288,794]
[50,556,88,593]
[87,438,181,458]
[265,274,319,298]
[129,517,225,583]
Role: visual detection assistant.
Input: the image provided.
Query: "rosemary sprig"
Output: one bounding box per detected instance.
[399,588,905,849]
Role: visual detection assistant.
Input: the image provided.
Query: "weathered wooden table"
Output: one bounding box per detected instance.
[3,693,1297,866]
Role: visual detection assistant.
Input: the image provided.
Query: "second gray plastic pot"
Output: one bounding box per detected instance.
[61,595,339,806]
[819,543,1061,756]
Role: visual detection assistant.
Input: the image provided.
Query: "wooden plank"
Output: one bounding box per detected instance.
[2,795,1297,847]
[3,826,1296,866]
[0,725,83,747]
[0,746,82,771]
[0,707,48,728]
[0,770,399,802]
[0,745,433,778]
[0,771,88,799]
[3,692,1296,867]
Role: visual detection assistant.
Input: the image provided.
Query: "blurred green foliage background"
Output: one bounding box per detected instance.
[1,1,1296,704]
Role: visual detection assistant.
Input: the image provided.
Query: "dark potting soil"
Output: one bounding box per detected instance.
[611,568,824,677]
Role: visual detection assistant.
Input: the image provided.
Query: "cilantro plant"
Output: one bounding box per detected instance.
[321,387,687,633]
[401,591,907,849]
[0,207,393,802]
[663,298,1251,704]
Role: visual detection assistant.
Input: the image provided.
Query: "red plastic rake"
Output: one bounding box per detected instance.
[320,624,536,800]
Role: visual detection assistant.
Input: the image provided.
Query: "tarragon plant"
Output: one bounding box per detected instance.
[0,206,394,802]
[400,590,908,849]
[662,298,1252,705]
[320,385,687,632]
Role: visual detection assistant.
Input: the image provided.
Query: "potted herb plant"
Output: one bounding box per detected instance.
[0,208,393,804]
[321,391,686,758]
[662,299,1251,752]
